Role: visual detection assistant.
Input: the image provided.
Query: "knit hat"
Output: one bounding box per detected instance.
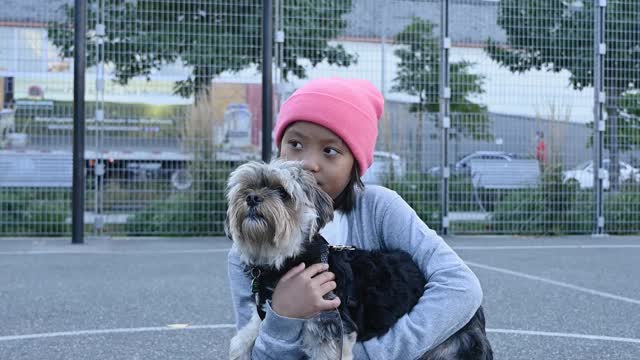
[274,78,384,175]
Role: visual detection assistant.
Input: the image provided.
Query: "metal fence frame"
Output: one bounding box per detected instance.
[0,0,638,237]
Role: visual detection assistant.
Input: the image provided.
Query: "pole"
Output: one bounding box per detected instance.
[440,0,451,235]
[592,0,606,236]
[72,0,86,244]
[262,0,273,162]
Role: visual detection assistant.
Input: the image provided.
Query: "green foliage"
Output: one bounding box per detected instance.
[0,189,71,235]
[492,165,640,234]
[386,172,441,231]
[486,0,640,95]
[605,183,640,234]
[48,1,356,98]
[485,1,640,188]
[125,159,235,236]
[392,17,491,141]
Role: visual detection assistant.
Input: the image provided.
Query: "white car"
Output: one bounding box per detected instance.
[562,159,640,189]
[427,151,521,176]
[361,151,405,185]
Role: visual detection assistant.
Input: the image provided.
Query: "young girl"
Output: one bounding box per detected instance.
[227,77,483,359]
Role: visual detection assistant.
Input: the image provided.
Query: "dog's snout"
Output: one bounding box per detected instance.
[246,194,263,207]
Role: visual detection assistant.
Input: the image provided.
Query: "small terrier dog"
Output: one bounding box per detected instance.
[226,160,492,360]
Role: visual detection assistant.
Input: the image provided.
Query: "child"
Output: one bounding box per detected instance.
[227,77,483,359]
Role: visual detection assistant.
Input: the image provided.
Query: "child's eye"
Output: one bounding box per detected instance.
[288,140,302,150]
[324,147,338,156]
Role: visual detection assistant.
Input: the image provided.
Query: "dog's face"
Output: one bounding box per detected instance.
[225,160,334,268]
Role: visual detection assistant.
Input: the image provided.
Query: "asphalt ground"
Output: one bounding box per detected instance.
[1,235,639,359]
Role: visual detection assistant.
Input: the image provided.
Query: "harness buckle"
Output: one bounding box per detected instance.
[329,245,356,251]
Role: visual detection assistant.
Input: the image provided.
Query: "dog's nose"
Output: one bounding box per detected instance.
[246,194,263,207]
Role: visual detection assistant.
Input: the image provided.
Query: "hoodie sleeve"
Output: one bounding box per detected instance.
[352,192,483,360]
[227,245,308,359]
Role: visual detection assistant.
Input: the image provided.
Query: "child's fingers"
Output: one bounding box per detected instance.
[311,271,335,286]
[319,296,341,311]
[302,263,329,278]
[318,280,337,295]
[280,262,305,281]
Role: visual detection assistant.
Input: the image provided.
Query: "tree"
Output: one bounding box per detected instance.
[392,17,490,168]
[486,0,640,190]
[48,0,356,99]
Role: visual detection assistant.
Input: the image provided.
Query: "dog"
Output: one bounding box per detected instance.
[226,160,493,360]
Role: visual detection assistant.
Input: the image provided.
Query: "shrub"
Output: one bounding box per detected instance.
[386,172,441,231]
[0,189,70,235]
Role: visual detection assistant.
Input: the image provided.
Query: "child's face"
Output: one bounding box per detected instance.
[280,121,355,200]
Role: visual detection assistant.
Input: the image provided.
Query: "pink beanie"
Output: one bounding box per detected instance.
[274,78,384,175]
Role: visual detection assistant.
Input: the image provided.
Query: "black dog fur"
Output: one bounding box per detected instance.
[248,234,493,359]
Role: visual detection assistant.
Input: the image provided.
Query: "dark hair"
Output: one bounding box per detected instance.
[332,163,364,214]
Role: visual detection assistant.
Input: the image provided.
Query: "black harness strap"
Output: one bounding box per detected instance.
[249,241,357,320]
[248,240,358,360]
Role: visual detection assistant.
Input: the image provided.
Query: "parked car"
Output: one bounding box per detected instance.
[427,151,524,177]
[361,151,405,185]
[562,159,640,189]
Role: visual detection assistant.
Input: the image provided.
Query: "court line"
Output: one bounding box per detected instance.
[0,324,235,342]
[0,248,231,255]
[466,261,640,305]
[487,328,640,344]
[2,244,638,256]
[2,324,639,345]
[454,245,640,250]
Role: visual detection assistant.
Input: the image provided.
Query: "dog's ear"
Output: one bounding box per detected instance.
[276,159,333,233]
[224,216,233,242]
[313,188,334,231]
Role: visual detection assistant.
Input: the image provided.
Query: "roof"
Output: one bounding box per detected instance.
[344,0,506,43]
[3,0,505,43]
[2,0,71,24]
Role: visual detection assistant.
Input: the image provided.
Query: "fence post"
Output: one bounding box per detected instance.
[262,0,273,163]
[439,0,451,235]
[593,0,606,236]
[94,0,106,234]
[72,0,87,244]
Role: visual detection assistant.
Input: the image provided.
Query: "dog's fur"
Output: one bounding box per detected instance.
[226,160,493,360]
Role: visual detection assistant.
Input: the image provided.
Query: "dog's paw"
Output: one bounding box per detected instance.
[341,331,357,360]
[229,335,252,360]
[229,307,261,360]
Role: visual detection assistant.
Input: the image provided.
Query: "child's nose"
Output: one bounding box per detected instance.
[301,158,320,173]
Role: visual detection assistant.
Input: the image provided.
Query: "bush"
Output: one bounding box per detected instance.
[604,184,640,234]
[492,165,640,234]
[386,172,441,231]
[125,161,234,236]
[0,189,71,235]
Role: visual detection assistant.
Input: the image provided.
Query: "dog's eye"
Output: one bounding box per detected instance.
[275,186,289,200]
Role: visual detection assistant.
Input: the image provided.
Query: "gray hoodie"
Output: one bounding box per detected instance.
[227,185,483,359]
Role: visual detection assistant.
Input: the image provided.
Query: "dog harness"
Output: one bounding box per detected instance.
[248,238,356,321]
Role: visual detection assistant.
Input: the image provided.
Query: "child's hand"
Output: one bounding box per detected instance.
[271,263,341,319]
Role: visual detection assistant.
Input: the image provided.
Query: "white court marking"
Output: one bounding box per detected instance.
[0,324,235,342]
[0,248,230,255]
[453,244,640,250]
[1,243,638,256]
[487,329,640,344]
[466,261,640,305]
[1,325,639,345]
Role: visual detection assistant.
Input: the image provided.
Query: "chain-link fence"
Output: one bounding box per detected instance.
[1,0,638,236]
